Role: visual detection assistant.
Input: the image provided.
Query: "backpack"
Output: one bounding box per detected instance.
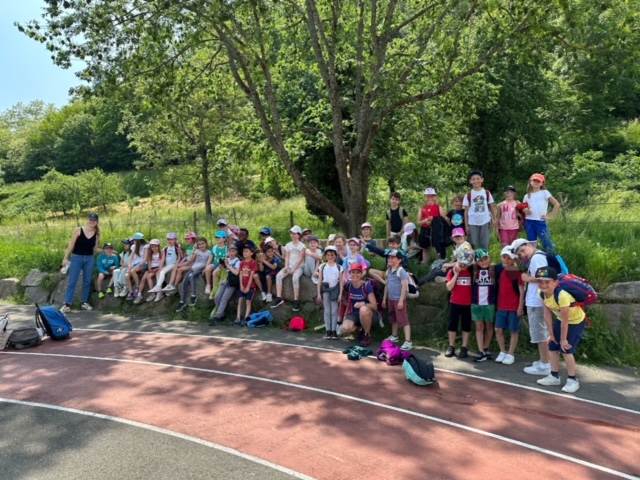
[533,251,569,275]
[287,316,307,331]
[246,310,274,328]
[35,304,73,340]
[402,354,436,386]
[8,327,42,350]
[540,273,599,308]
[1,314,14,350]
[376,339,411,366]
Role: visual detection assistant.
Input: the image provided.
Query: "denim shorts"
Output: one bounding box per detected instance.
[495,310,521,333]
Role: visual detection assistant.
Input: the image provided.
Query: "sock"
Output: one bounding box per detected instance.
[551,371,559,378]
[568,375,576,380]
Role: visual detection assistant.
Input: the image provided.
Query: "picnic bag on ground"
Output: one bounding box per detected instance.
[402,354,436,386]
[35,304,73,340]
[1,314,14,350]
[8,327,42,350]
[246,310,274,328]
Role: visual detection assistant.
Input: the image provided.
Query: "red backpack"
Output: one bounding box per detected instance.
[287,316,307,331]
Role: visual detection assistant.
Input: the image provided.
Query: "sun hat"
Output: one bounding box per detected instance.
[132,232,145,240]
[451,227,465,237]
[530,173,545,183]
[424,188,436,195]
[500,246,517,259]
[166,232,178,240]
[150,239,161,246]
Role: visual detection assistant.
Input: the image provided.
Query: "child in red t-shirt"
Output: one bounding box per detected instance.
[236,246,259,326]
[494,246,525,365]
[445,249,474,358]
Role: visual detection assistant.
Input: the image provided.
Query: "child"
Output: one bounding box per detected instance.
[494,246,524,365]
[445,249,474,358]
[447,194,466,234]
[510,238,551,376]
[209,245,241,326]
[333,234,349,263]
[303,235,323,284]
[114,239,132,297]
[463,170,496,251]
[258,227,272,250]
[264,236,286,262]
[163,232,196,295]
[418,227,472,285]
[257,244,281,303]
[176,237,212,312]
[359,223,374,253]
[386,192,409,238]
[136,239,163,304]
[401,222,421,260]
[365,235,408,285]
[382,250,412,350]
[417,187,449,263]
[126,233,148,301]
[148,233,182,301]
[271,225,306,311]
[217,218,238,243]
[522,173,560,253]
[495,185,521,247]
[342,238,369,281]
[97,243,120,298]
[471,249,496,362]
[327,234,337,246]
[316,246,343,339]
[235,246,258,326]
[204,230,228,295]
[535,266,585,393]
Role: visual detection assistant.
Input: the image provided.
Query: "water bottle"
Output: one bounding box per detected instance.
[61,262,69,275]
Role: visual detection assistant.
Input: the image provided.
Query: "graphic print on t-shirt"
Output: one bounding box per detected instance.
[473,195,486,213]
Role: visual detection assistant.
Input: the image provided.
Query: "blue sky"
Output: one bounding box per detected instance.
[0,1,84,111]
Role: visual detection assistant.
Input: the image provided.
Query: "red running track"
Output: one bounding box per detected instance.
[1,330,639,480]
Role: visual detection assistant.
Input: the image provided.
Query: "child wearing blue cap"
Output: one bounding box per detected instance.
[204,230,228,296]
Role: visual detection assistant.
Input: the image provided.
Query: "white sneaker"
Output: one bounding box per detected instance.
[495,351,507,363]
[162,284,175,292]
[266,293,273,303]
[537,374,561,386]
[524,362,551,375]
[146,293,156,302]
[400,341,413,351]
[60,304,71,313]
[386,335,399,342]
[149,286,161,293]
[204,285,212,295]
[336,325,344,337]
[502,354,515,365]
[120,286,129,297]
[562,378,580,393]
[261,291,267,302]
[154,292,164,302]
[81,303,93,311]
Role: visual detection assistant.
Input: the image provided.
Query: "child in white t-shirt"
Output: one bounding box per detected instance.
[522,173,560,253]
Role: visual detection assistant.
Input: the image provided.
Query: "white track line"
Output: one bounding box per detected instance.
[1,351,638,480]
[0,397,315,480]
[75,328,640,416]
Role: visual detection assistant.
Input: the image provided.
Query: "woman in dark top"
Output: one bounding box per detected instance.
[60,213,102,312]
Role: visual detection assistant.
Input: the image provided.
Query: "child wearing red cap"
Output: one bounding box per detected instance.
[522,173,560,253]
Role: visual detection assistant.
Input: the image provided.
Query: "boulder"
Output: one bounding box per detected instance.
[24,285,51,304]
[599,304,640,342]
[281,275,318,304]
[416,283,450,308]
[411,305,447,336]
[21,269,48,287]
[0,278,20,299]
[600,282,640,303]
[50,275,83,306]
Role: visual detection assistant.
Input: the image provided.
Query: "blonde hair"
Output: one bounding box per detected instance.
[527,180,547,195]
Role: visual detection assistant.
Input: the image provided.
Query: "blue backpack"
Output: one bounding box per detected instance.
[35,304,73,340]
[533,251,569,275]
[246,310,274,328]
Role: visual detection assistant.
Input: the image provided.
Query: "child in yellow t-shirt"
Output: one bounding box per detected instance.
[535,266,586,394]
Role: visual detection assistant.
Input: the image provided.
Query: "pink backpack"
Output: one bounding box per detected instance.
[376,339,411,366]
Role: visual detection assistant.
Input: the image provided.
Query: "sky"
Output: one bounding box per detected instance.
[0,1,84,112]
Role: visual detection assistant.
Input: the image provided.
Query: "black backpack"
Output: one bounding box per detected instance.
[9,327,42,350]
[402,354,436,386]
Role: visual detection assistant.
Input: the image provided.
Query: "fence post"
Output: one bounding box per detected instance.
[290,211,294,228]
[193,211,197,234]
[233,208,238,226]
[558,193,568,222]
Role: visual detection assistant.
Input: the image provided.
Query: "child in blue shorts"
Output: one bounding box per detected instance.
[494,246,524,365]
[535,266,586,394]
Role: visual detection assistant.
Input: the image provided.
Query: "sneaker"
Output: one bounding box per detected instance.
[459,346,468,359]
[154,292,164,302]
[524,363,551,375]
[240,319,248,327]
[190,295,197,306]
[483,350,493,361]
[330,331,338,339]
[271,297,284,308]
[113,287,120,297]
[537,374,561,386]
[126,292,134,301]
[400,341,413,351]
[336,325,344,337]
[60,304,71,313]
[445,346,456,357]
[292,300,301,311]
[562,378,580,393]
[502,354,515,365]
[120,286,128,297]
[266,293,273,303]
[209,317,220,327]
[360,333,371,347]
[162,284,175,292]
[387,335,399,343]
[473,352,488,363]
[146,293,156,302]
[233,319,242,326]
[133,295,144,304]
[176,302,188,313]
[261,291,267,302]
[434,276,447,284]
[149,286,161,293]
[98,292,105,299]
[205,285,212,295]
[495,351,507,363]
[165,286,178,296]
[106,287,113,294]
[81,303,93,311]
[325,331,332,339]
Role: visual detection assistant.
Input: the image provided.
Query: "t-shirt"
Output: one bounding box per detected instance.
[386,207,409,233]
[463,189,494,226]
[240,259,258,289]
[345,281,374,314]
[130,244,148,267]
[447,209,466,230]
[119,251,131,269]
[386,266,409,301]
[420,204,441,229]
[285,241,306,268]
[499,201,520,230]
[262,256,282,275]
[320,263,341,288]
[191,249,212,271]
[211,245,228,264]
[164,245,180,266]
[540,289,586,325]
[446,269,472,306]
[525,251,548,307]
[497,268,523,312]
[523,190,553,221]
[149,251,162,269]
[472,267,496,306]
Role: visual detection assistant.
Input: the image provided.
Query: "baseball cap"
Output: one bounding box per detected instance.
[185,231,197,239]
[88,213,99,221]
[132,232,144,240]
[361,222,372,229]
[166,232,178,240]
[347,237,360,245]
[121,239,133,245]
[348,262,364,272]
[103,242,113,249]
[215,230,228,239]
[290,225,302,234]
[474,248,490,261]
[260,227,272,235]
[228,244,238,251]
[150,239,161,246]
[500,246,517,259]
[264,236,275,244]
[308,235,320,242]
[536,266,558,280]
[530,173,545,183]
[385,249,404,259]
[451,227,465,237]
[324,246,338,255]
[505,185,517,192]
[469,169,484,179]
[217,219,228,226]
[510,238,531,254]
[404,222,416,235]
[302,227,312,234]
[456,249,474,265]
[424,188,437,195]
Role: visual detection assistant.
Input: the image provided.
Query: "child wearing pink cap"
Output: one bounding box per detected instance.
[522,173,560,253]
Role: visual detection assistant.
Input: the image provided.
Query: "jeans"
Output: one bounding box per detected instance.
[65,254,95,304]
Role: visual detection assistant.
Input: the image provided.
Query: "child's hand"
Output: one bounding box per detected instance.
[398,299,404,309]
[316,294,322,305]
[453,264,461,274]
[560,339,572,351]
[381,299,386,309]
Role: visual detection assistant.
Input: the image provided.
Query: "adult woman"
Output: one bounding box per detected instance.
[60,213,102,312]
[341,263,378,347]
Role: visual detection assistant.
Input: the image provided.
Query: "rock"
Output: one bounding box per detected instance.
[416,283,450,308]
[281,275,318,304]
[411,305,446,336]
[600,282,640,303]
[599,304,640,342]
[24,286,50,304]
[21,269,48,287]
[0,278,20,299]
